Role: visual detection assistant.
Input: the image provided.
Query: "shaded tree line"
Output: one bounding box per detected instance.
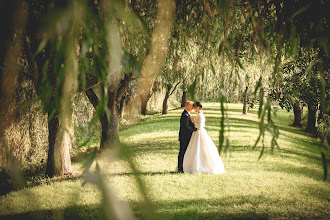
[0,0,329,182]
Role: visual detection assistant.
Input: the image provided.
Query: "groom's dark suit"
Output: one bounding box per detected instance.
[178,109,197,172]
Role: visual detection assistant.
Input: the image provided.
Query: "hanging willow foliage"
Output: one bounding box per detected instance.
[200,0,329,178]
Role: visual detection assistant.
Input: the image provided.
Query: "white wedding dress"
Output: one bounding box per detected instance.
[183,111,225,174]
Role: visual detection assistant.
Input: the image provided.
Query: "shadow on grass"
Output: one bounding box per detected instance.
[7,194,329,219]
[0,197,270,220]
[0,174,82,198]
[108,171,178,177]
[264,163,324,181]
[0,204,103,220]
[0,165,46,196]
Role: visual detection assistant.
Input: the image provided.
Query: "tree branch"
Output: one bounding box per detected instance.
[24,36,39,88]
[170,82,180,95]
[116,73,133,102]
[85,88,99,109]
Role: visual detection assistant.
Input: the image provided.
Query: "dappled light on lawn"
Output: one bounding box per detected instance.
[1,103,329,219]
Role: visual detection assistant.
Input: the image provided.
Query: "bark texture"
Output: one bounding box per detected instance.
[45,114,59,177]
[86,74,132,150]
[162,85,172,115]
[306,105,317,133]
[140,81,159,115]
[181,91,187,107]
[141,94,152,115]
[292,102,303,127]
[46,113,73,177]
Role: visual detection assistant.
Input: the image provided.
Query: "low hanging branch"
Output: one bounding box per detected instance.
[170,82,181,96]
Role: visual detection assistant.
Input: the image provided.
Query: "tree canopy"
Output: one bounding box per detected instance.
[0,0,329,180]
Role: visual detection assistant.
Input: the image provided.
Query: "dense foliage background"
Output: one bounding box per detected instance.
[0,0,329,219]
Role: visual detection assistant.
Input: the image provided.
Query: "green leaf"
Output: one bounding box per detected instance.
[218,41,224,56]
[322,38,330,57]
[320,76,326,110]
[238,59,244,69]
[47,109,57,122]
[33,40,47,57]
[224,138,230,153]
[210,62,216,75]
[219,96,225,154]
[254,77,262,94]
[258,89,264,118]
[253,134,261,148]
[267,101,271,124]
[275,139,280,152]
[258,144,265,161]
[289,26,297,56]
[305,59,317,78]
[82,148,98,173]
[291,4,311,20]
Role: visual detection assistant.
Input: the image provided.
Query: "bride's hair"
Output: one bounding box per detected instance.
[193,101,202,109]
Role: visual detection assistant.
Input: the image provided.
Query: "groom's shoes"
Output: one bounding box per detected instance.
[177,170,184,173]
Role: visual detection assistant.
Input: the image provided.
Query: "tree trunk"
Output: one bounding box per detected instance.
[181,91,187,107]
[292,102,303,127]
[86,73,132,150]
[141,80,158,115]
[162,85,172,115]
[86,88,121,150]
[141,96,148,115]
[306,105,317,133]
[119,100,124,119]
[100,105,120,149]
[141,93,152,115]
[45,112,73,177]
[54,124,73,176]
[318,104,324,122]
[45,113,59,177]
[242,86,248,114]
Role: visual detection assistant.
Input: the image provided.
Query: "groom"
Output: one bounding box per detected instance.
[178,101,197,173]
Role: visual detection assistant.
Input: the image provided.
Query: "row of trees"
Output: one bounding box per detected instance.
[276,49,330,132]
[0,0,329,182]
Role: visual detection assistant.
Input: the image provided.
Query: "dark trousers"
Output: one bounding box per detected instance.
[178,139,189,172]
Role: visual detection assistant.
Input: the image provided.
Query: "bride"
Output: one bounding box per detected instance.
[183,101,225,174]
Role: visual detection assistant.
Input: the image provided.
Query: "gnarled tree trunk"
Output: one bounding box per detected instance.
[86,88,120,149]
[162,82,179,115]
[100,96,120,149]
[119,99,125,119]
[292,101,303,127]
[86,73,133,150]
[141,93,152,115]
[140,81,158,115]
[162,84,172,115]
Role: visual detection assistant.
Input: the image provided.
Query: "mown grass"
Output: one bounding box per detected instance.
[0,103,329,219]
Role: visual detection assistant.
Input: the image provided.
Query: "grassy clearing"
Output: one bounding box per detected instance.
[0,103,329,219]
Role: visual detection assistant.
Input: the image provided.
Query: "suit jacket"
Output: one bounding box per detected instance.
[179,109,197,142]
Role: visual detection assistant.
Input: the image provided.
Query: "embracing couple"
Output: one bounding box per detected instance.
[177,101,225,174]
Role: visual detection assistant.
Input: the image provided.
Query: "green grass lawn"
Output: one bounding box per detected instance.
[0,103,329,219]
